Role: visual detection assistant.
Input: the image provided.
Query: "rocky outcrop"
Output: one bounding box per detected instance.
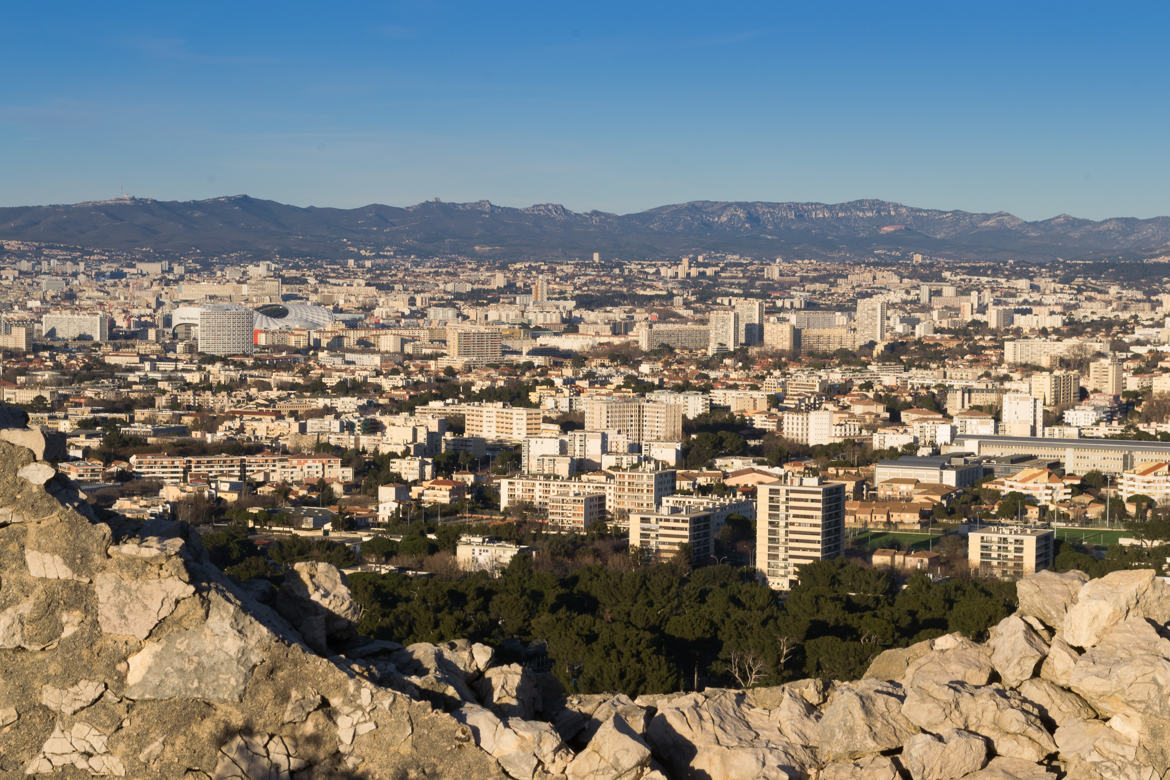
[4,409,1170,778]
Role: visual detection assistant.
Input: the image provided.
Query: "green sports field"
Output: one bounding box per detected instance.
[847,529,946,552]
[1052,527,1128,548]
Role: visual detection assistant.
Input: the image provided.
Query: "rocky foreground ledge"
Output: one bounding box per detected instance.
[1,422,1169,779]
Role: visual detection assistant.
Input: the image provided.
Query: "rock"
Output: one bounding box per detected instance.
[0,706,17,727]
[816,754,902,779]
[1062,569,1170,649]
[25,549,84,581]
[864,637,933,682]
[1017,569,1090,630]
[556,694,649,745]
[94,570,194,639]
[646,690,814,779]
[1,425,64,462]
[391,642,480,705]
[40,680,107,715]
[959,756,1058,779]
[1017,678,1097,727]
[124,591,265,702]
[902,634,995,688]
[565,714,652,780]
[457,703,571,779]
[17,461,56,486]
[282,688,323,724]
[901,728,990,780]
[1054,717,1151,780]
[988,615,1049,687]
[474,664,543,720]
[772,688,821,747]
[816,680,917,761]
[1067,617,1170,720]
[276,561,363,653]
[1039,634,1080,687]
[901,682,1056,762]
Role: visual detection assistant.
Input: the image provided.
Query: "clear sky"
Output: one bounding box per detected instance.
[3,1,1168,220]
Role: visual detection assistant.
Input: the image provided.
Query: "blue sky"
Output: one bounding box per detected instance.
[2,1,1168,219]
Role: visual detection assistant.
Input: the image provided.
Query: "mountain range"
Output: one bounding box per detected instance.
[2,195,1170,262]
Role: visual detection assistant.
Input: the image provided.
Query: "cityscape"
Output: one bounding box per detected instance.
[3,2,1170,778]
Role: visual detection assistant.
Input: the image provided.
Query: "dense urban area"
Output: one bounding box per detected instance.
[5,235,1170,694]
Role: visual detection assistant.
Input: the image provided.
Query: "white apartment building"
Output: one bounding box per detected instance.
[446,327,503,362]
[989,468,1074,508]
[756,476,846,590]
[41,313,109,342]
[1001,393,1044,437]
[197,305,255,356]
[708,310,740,355]
[1119,462,1170,505]
[732,298,765,345]
[546,492,607,532]
[455,536,534,575]
[762,321,799,353]
[583,397,682,443]
[855,298,888,344]
[461,403,542,442]
[1088,359,1123,396]
[629,507,721,564]
[610,466,676,524]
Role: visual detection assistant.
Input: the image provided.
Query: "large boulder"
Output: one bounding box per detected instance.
[474,663,554,720]
[816,680,917,762]
[901,682,1056,762]
[276,561,363,653]
[1016,570,1089,630]
[1016,678,1097,728]
[1067,617,1170,720]
[1062,569,1170,649]
[901,728,990,780]
[901,634,995,689]
[987,614,1050,687]
[645,690,813,779]
[1039,634,1081,687]
[863,638,933,682]
[959,756,1059,779]
[457,703,571,780]
[565,714,653,780]
[1055,716,1158,780]
[816,754,902,779]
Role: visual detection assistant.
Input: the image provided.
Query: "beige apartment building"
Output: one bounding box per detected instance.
[756,476,846,590]
[968,525,1054,579]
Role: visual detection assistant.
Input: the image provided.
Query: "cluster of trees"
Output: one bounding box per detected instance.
[348,557,1017,697]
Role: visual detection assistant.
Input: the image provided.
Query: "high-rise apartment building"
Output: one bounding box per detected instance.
[732,298,765,346]
[756,476,846,590]
[1000,393,1044,437]
[197,305,254,356]
[446,328,503,362]
[583,397,682,443]
[610,466,676,524]
[1030,371,1080,408]
[708,310,740,356]
[1088,359,1123,396]
[762,321,800,353]
[855,298,887,344]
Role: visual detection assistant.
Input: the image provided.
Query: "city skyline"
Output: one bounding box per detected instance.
[3,1,1169,220]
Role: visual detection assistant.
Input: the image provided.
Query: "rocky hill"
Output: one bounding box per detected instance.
[3,195,1170,261]
[1,410,1169,778]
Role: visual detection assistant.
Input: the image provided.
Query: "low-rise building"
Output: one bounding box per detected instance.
[968,525,1055,579]
[455,536,534,575]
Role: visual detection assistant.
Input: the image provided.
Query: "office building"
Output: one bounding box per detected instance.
[968,525,1054,579]
[41,313,109,342]
[756,476,846,590]
[197,305,254,356]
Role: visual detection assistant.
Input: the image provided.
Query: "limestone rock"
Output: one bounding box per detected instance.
[1017,569,1089,630]
[95,570,194,640]
[0,706,17,727]
[960,756,1059,779]
[816,754,902,779]
[901,681,1056,762]
[1062,569,1170,649]
[556,694,648,746]
[1039,634,1080,687]
[901,728,990,780]
[645,690,814,779]
[817,679,917,762]
[0,424,64,462]
[276,561,363,653]
[863,637,932,682]
[124,591,265,702]
[17,461,56,486]
[474,664,543,720]
[25,549,84,581]
[1017,678,1097,727]
[988,614,1050,687]
[40,680,107,715]
[902,634,994,688]
[457,703,570,780]
[1067,617,1170,720]
[1054,717,1153,780]
[565,714,652,780]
